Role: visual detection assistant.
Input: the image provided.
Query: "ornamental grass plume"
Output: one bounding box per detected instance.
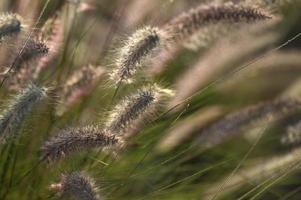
[11,37,49,72]
[0,84,47,143]
[197,98,301,148]
[149,2,272,76]
[0,13,23,41]
[110,26,162,85]
[2,38,49,89]
[104,84,173,136]
[50,171,102,200]
[162,3,271,43]
[4,15,62,89]
[41,125,119,161]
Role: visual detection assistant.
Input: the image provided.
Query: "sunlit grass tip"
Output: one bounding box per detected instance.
[40,125,119,161]
[110,26,163,85]
[105,84,174,136]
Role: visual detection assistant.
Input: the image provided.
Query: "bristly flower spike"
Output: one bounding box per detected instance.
[110,26,162,85]
[0,13,23,41]
[41,125,119,161]
[50,171,101,200]
[12,38,49,72]
[105,84,174,136]
[0,84,47,143]
[198,98,301,148]
[1,38,49,89]
[162,3,271,43]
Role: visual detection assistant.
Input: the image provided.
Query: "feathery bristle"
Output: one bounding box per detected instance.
[183,22,243,51]
[245,0,293,14]
[198,98,301,148]
[110,26,161,84]
[50,171,101,200]
[162,3,271,43]
[41,125,119,161]
[105,84,173,136]
[0,84,47,143]
[0,13,23,40]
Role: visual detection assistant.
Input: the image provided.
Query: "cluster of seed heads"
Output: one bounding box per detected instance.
[111,3,271,86]
[0,1,293,199]
[50,171,101,200]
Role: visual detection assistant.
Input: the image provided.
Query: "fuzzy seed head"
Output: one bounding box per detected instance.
[12,38,49,71]
[0,84,47,143]
[163,3,271,42]
[111,26,161,84]
[41,125,119,161]
[0,13,23,40]
[198,98,301,148]
[51,171,101,200]
[105,84,173,135]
